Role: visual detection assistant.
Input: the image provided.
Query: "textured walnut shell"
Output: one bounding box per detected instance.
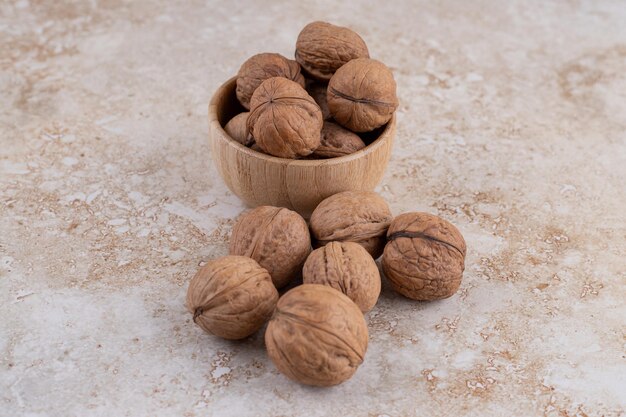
[265,284,368,386]
[247,77,323,158]
[295,21,369,81]
[305,80,331,120]
[382,212,466,300]
[224,112,254,146]
[229,206,311,288]
[311,121,366,159]
[310,191,392,259]
[186,256,278,340]
[303,242,380,312]
[236,53,305,110]
[327,58,399,132]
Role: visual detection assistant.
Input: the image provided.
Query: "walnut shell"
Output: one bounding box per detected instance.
[382,212,466,300]
[305,80,331,120]
[229,206,311,288]
[224,112,254,146]
[265,284,368,386]
[247,77,323,158]
[310,191,392,259]
[236,53,305,110]
[327,58,399,132]
[311,121,366,159]
[186,256,278,340]
[303,242,380,312]
[295,21,369,81]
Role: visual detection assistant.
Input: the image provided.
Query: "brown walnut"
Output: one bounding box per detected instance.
[229,206,311,288]
[236,53,305,110]
[327,58,399,132]
[265,284,368,386]
[311,121,366,159]
[382,212,466,301]
[303,241,380,312]
[224,112,254,146]
[295,21,369,81]
[310,191,392,259]
[186,256,278,340]
[247,77,323,158]
[305,80,331,120]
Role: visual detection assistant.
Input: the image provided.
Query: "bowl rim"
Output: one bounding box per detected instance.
[209,76,396,167]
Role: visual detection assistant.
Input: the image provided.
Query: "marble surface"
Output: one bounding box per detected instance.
[1,1,625,416]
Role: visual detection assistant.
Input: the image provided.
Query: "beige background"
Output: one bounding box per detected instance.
[1,1,625,416]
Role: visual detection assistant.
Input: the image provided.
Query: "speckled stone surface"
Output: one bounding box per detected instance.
[1,1,625,416]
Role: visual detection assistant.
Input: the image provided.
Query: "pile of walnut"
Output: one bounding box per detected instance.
[186,191,467,387]
[223,21,399,159]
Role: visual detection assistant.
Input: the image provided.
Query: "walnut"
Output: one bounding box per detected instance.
[303,242,380,312]
[224,112,254,146]
[382,212,466,300]
[186,256,278,340]
[247,77,323,158]
[327,58,399,132]
[305,80,331,120]
[236,53,305,110]
[265,284,368,386]
[229,206,311,288]
[310,191,392,259]
[295,21,369,81]
[311,121,366,159]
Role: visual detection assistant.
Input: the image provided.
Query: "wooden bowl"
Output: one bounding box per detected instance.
[208,77,395,218]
